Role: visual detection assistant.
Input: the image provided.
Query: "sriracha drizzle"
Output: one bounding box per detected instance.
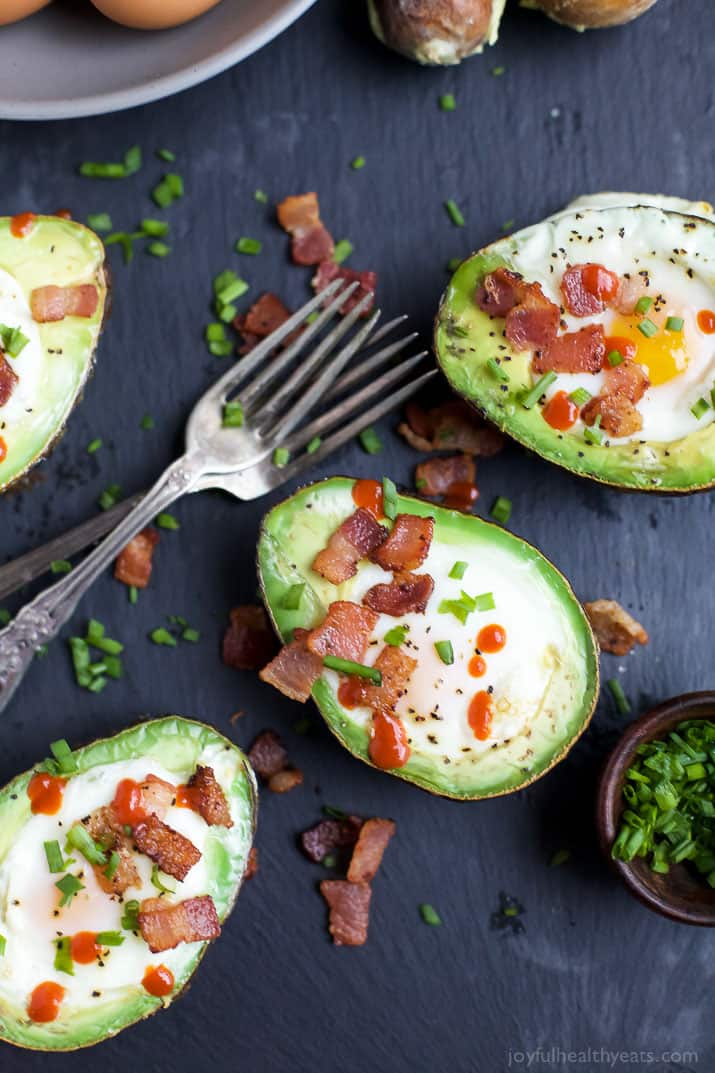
[468,691,494,741]
[27,772,66,815]
[351,478,384,519]
[143,964,174,997]
[369,712,410,769]
[10,212,36,238]
[28,981,65,1023]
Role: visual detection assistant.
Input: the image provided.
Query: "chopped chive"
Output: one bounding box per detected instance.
[0,609,10,626]
[665,316,684,332]
[359,426,382,454]
[152,173,184,207]
[209,340,234,357]
[323,655,381,684]
[54,937,74,976]
[583,415,604,446]
[384,624,409,646]
[50,738,77,774]
[156,512,180,530]
[690,397,710,420]
[129,586,139,605]
[68,636,91,687]
[50,559,72,575]
[222,401,244,428]
[322,853,338,869]
[217,278,249,305]
[205,322,226,342]
[86,620,123,654]
[156,148,176,162]
[607,678,631,715]
[44,840,66,873]
[569,387,591,407]
[490,496,512,525]
[273,447,290,467]
[103,851,120,880]
[123,145,142,174]
[322,805,348,820]
[501,219,515,232]
[449,561,468,580]
[491,65,505,76]
[549,849,571,867]
[254,189,269,203]
[473,591,495,612]
[151,864,176,894]
[104,232,136,264]
[55,873,84,907]
[521,371,557,409]
[382,476,398,520]
[103,654,123,679]
[434,640,454,665]
[0,936,6,957]
[140,413,155,430]
[66,824,107,867]
[236,237,262,255]
[635,296,653,314]
[486,357,509,381]
[87,437,102,453]
[638,317,658,338]
[87,212,112,232]
[438,599,469,625]
[147,240,171,258]
[87,675,107,694]
[350,156,366,170]
[97,483,122,510]
[218,303,237,324]
[419,903,442,926]
[607,350,624,367]
[121,899,140,931]
[439,93,456,111]
[444,199,465,227]
[333,239,353,265]
[140,218,169,237]
[182,627,200,643]
[306,435,322,454]
[96,930,125,946]
[0,324,29,358]
[150,627,177,647]
[79,146,141,179]
[281,583,305,611]
[446,257,462,272]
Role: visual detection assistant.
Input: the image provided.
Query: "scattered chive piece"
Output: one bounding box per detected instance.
[583,415,604,446]
[147,240,171,258]
[322,853,338,869]
[434,640,454,665]
[607,350,624,367]
[419,903,442,926]
[151,864,176,894]
[44,840,66,873]
[236,237,262,255]
[104,232,137,264]
[486,357,509,381]
[491,65,505,76]
[569,386,591,407]
[666,316,684,332]
[141,218,169,237]
[222,400,244,428]
[98,483,121,510]
[305,311,319,324]
[87,437,102,453]
[51,559,72,575]
[439,93,456,111]
[121,899,140,931]
[123,145,142,174]
[0,609,10,626]
[306,435,322,454]
[690,397,710,420]
[382,476,398,520]
[449,561,468,580]
[129,586,139,605]
[156,512,180,530]
[50,738,77,774]
[254,189,269,203]
[206,322,226,342]
[438,599,469,625]
[323,655,382,684]
[446,257,462,272]
[490,496,512,525]
[635,295,653,314]
[68,637,91,687]
[521,371,557,409]
[217,277,249,305]
[79,145,141,179]
[350,156,366,170]
[384,624,409,646]
[87,212,113,232]
[281,583,305,611]
[140,413,155,430]
[323,805,348,820]
[333,239,353,265]
[86,620,123,654]
[473,591,495,611]
[638,317,658,339]
[210,340,234,358]
[96,930,124,946]
[273,447,290,468]
[607,678,631,715]
[444,199,465,227]
[150,628,177,647]
[66,824,107,867]
[103,655,122,679]
[550,849,571,867]
[182,627,200,643]
[156,148,175,162]
[359,426,382,454]
[501,218,515,232]
[0,936,6,957]
[55,873,84,908]
[54,937,74,976]
[152,172,184,207]
[0,324,29,358]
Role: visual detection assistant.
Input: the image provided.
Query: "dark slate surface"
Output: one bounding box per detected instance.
[0,1,712,1070]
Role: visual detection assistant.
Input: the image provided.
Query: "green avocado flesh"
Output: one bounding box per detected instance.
[258,477,598,800]
[0,216,107,492]
[0,717,256,1051]
[435,204,715,492]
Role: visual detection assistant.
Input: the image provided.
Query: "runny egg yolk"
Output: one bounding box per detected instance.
[608,313,689,386]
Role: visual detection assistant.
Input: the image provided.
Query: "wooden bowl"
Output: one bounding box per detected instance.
[596,692,715,926]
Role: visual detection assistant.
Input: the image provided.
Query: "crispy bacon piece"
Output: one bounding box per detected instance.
[613,275,647,315]
[138,895,220,953]
[344,644,417,714]
[534,323,606,374]
[30,283,98,323]
[244,846,259,880]
[300,815,363,863]
[307,601,378,662]
[581,393,643,437]
[186,766,232,827]
[247,730,288,781]
[584,599,649,656]
[371,513,434,572]
[0,354,18,407]
[82,807,139,895]
[312,260,377,316]
[259,631,322,702]
[114,527,159,590]
[139,774,175,819]
[234,292,293,352]
[222,605,277,671]
[505,287,561,351]
[415,454,475,496]
[604,359,650,403]
[312,508,388,584]
[320,880,372,946]
[276,192,335,266]
[133,815,201,882]
[363,571,434,616]
[475,267,523,317]
[267,768,304,793]
[562,264,606,317]
[347,818,396,884]
[400,399,504,457]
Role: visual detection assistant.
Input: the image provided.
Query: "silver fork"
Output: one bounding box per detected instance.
[0,280,435,711]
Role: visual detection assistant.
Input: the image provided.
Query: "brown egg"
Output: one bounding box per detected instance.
[90,0,224,31]
[525,0,658,29]
[0,0,51,26]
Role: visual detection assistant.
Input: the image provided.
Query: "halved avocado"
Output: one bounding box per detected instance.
[0,215,107,493]
[258,477,598,800]
[435,204,715,492]
[0,717,257,1051]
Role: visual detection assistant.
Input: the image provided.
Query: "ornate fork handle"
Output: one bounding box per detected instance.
[0,452,206,712]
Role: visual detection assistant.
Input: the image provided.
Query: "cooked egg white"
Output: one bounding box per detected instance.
[0,267,45,426]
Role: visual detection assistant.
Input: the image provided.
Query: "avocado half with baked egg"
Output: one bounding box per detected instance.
[435,199,715,492]
[0,717,256,1051]
[0,214,107,493]
[258,477,598,800]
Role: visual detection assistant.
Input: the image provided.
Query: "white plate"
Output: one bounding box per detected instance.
[0,0,316,121]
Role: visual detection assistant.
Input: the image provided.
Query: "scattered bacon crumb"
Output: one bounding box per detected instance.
[277,192,335,266]
[267,768,304,793]
[30,283,99,323]
[229,710,246,724]
[186,766,233,827]
[306,601,378,663]
[345,645,417,715]
[114,527,159,590]
[371,513,434,572]
[581,392,643,438]
[82,808,138,895]
[234,292,293,353]
[247,730,288,781]
[138,895,220,953]
[399,399,505,457]
[415,454,475,496]
[312,260,377,316]
[363,571,434,616]
[300,815,363,863]
[222,605,277,671]
[583,599,649,656]
[0,354,18,407]
[259,630,322,702]
[133,815,202,882]
[320,880,372,946]
[312,508,388,584]
[347,818,396,884]
[244,846,259,879]
[603,360,650,404]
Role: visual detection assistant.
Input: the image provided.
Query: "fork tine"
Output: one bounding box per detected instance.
[323,331,420,402]
[276,369,438,483]
[366,314,409,348]
[283,350,429,453]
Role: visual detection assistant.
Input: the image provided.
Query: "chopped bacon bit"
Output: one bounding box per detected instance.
[300,815,363,863]
[320,880,372,946]
[475,267,523,318]
[312,508,388,584]
[400,399,505,457]
[603,359,650,404]
[222,605,277,671]
[247,730,288,781]
[312,260,377,316]
[347,818,396,884]
[114,527,159,590]
[82,808,138,895]
[133,815,201,882]
[139,774,175,820]
[343,644,417,714]
[267,767,304,793]
[581,393,643,437]
[30,284,98,323]
[561,263,617,317]
[138,895,220,953]
[371,513,434,572]
[276,192,321,233]
[405,400,433,440]
[534,323,606,374]
[583,599,649,656]
[505,287,561,352]
[397,421,433,452]
[0,354,18,407]
[307,601,379,662]
[259,632,322,702]
[613,275,647,316]
[415,454,475,496]
[234,292,293,355]
[244,846,259,880]
[363,571,434,616]
[276,192,335,266]
[185,766,233,827]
